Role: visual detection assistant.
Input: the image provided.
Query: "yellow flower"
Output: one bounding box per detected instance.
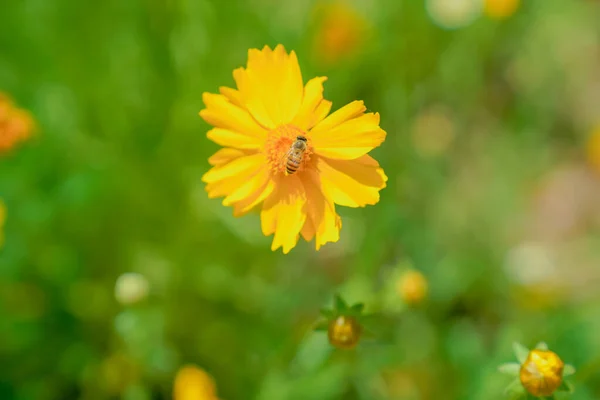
[396,270,428,305]
[484,0,520,19]
[520,349,564,397]
[328,315,362,349]
[0,93,35,154]
[200,45,387,254]
[312,2,369,66]
[173,365,219,400]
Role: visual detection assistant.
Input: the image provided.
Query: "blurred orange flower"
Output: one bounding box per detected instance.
[200,45,387,254]
[484,0,520,19]
[0,93,35,154]
[173,365,219,400]
[312,1,369,66]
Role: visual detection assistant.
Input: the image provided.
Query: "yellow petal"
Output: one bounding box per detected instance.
[202,153,264,183]
[219,86,244,108]
[236,45,304,128]
[260,175,307,254]
[208,148,250,166]
[300,170,342,250]
[318,155,387,207]
[223,165,270,206]
[207,128,263,149]
[199,93,267,139]
[310,100,366,137]
[308,100,332,130]
[232,177,275,217]
[300,217,315,241]
[234,67,275,129]
[311,112,386,160]
[292,76,328,130]
[203,153,264,198]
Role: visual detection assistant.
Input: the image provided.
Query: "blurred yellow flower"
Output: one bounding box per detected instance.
[587,125,600,173]
[328,315,362,349]
[174,365,219,400]
[426,0,482,29]
[200,45,387,254]
[520,349,564,396]
[484,0,520,19]
[114,272,149,305]
[0,200,5,248]
[411,106,455,158]
[397,270,428,305]
[0,93,35,154]
[312,1,369,66]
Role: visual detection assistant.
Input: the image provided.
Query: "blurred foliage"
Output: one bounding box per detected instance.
[2,0,600,399]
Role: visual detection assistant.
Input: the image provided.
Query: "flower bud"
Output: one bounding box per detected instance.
[328,315,362,349]
[520,349,564,396]
[397,270,428,305]
[174,365,218,400]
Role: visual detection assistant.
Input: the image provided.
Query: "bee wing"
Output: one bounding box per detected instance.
[280,148,294,165]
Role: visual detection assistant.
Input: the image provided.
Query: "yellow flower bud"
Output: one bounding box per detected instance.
[520,349,564,396]
[328,315,361,349]
[396,270,428,305]
[484,0,520,19]
[173,365,219,400]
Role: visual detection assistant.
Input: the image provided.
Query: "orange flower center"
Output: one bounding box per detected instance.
[264,124,313,175]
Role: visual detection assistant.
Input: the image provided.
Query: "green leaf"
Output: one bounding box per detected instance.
[513,342,530,364]
[334,294,348,312]
[556,380,575,394]
[563,364,576,377]
[505,378,525,398]
[349,303,364,315]
[313,320,329,332]
[535,342,549,351]
[498,362,521,376]
[320,308,334,319]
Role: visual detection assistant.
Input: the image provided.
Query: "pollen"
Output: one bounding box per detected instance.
[264,124,313,174]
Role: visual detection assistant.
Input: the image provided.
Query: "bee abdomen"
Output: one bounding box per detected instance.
[285,159,300,175]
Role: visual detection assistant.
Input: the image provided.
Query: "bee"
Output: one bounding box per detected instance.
[283,135,308,175]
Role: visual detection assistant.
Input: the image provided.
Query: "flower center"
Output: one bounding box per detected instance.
[264,124,313,175]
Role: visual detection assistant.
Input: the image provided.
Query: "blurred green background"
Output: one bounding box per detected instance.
[2,0,600,399]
